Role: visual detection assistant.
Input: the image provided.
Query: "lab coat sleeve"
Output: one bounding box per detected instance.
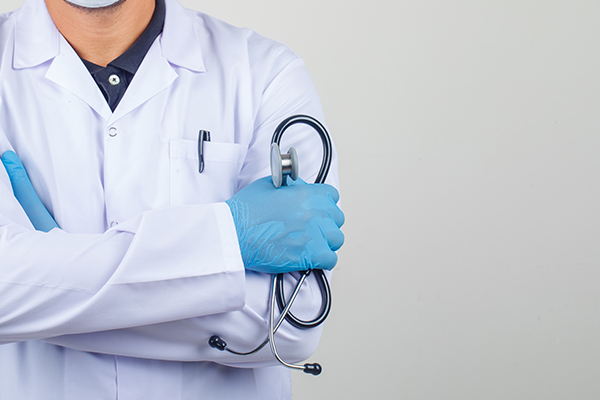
[43,43,342,366]
[44,270,331,366]
[0,161,246,342]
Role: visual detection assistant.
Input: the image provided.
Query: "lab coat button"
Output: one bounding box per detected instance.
[108,127,118,137]
[110,221,119,227]
[108,74,121,86]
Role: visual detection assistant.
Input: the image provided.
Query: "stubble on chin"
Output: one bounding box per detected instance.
[63,0,126,13]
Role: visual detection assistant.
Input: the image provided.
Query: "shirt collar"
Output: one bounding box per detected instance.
[105,0,166,74]
[14,0,205,73]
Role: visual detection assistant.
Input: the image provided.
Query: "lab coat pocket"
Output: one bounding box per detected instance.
[169,139,245,206]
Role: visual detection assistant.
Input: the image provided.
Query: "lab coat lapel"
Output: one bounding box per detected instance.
[45,40,113,120]
[108,42,178,124]
[108,0,206,124]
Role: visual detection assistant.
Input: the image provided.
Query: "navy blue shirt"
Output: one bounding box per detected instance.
[82,0,166,111]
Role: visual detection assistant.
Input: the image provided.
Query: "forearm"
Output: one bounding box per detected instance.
[0,178,245,343]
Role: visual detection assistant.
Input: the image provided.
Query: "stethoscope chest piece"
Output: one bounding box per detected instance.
[270,143,298,188]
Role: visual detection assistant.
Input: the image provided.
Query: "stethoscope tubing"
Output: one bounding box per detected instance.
[209,115,333,376]
[272,115,333,331]
[210,272,309,357]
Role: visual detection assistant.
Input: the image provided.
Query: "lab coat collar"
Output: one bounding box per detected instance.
[161,0,206,72]
[12,0,206,121]
[13,0,60,69]
[14,0,206,72]
[13,0,113,119]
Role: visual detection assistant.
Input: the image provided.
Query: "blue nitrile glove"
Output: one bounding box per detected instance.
[225,176,345,274]
[1,151,59,232]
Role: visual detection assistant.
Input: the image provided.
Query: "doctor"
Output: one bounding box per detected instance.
[0,0,344,399]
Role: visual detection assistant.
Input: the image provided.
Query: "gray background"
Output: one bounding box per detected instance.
[2,0,600,399]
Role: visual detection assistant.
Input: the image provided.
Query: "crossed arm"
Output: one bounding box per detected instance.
[0,150,342,366]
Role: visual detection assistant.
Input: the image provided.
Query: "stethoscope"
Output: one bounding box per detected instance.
[209,115,333,376]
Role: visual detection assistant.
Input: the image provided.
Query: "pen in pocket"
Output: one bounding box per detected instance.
[198,130,211,173]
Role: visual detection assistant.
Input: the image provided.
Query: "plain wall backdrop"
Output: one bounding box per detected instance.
[1,1,600,399]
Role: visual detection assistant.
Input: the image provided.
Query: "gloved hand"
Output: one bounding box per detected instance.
[226,176,345,274]
[1,150,59,232]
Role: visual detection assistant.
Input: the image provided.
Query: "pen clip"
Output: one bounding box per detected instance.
[198,130,211,173]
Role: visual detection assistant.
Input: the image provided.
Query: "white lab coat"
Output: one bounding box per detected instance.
[0,0,338,398]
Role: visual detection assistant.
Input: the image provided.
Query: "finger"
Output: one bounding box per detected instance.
[315,214,345,251]
[317,183,340,204]
[2,151,40,201]
[1,151,30,184]
[1,151,59,232]
[287,176,307,186]
[309,184,344,226]
[326,201,345,228]
[309,247,339,271]
[303,218,343,270]
[325,225,345,252]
